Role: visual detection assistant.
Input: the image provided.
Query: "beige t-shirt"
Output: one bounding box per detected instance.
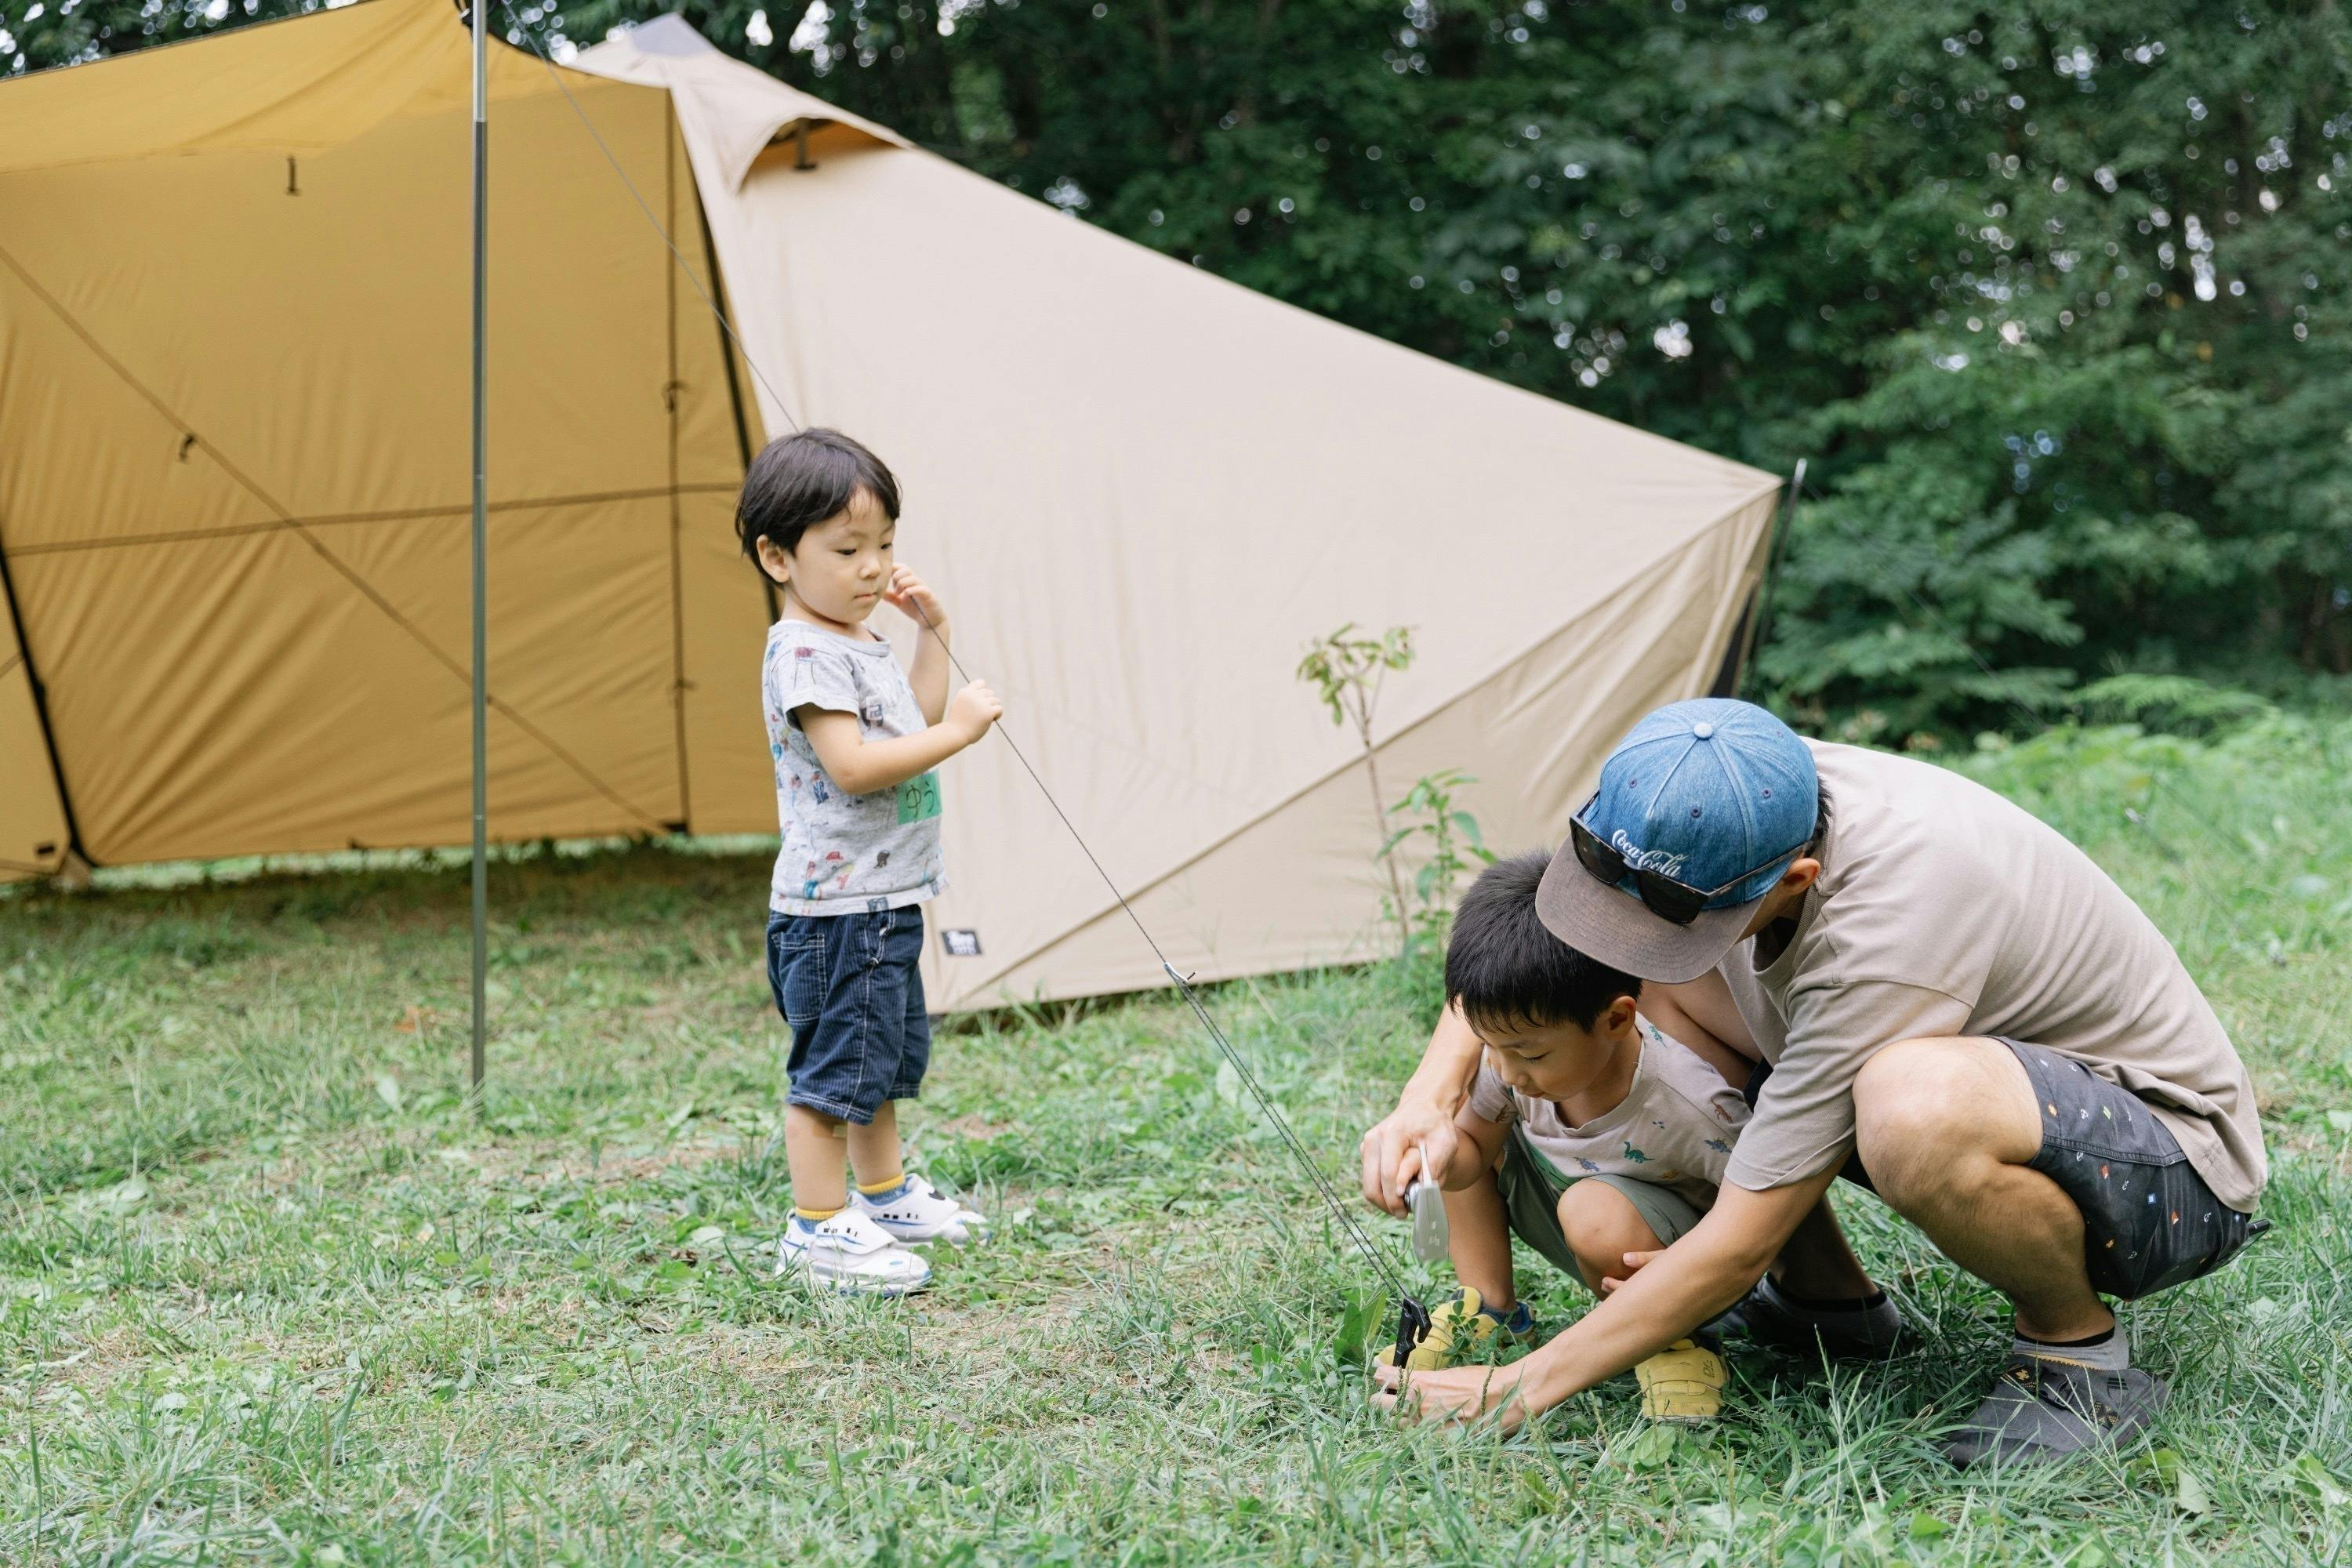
[1721,741,2267,1211]
[1468,1015,1751,1214]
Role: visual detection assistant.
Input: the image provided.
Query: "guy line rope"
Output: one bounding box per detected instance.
[490,1,1435,1363]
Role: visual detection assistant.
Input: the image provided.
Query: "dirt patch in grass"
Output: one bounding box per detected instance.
[33,1323,150,1402]
[452,1134,750,1187]
[920,1112,1020,1142]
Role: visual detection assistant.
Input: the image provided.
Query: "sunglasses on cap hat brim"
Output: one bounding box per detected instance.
[1567,800,1812,927]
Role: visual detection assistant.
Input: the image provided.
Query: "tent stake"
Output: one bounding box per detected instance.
[469,0,490,1102]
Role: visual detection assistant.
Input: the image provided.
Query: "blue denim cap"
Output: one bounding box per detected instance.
[1536,699,1820,982]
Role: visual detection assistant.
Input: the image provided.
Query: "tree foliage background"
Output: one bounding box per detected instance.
[7,0,2347,741]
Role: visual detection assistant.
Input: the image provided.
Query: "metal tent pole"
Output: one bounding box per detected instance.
[469,0,489,1098]
[1748,456,1806,677]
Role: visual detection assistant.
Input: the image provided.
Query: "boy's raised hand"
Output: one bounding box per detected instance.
[946,680,1003,745]
[886,564,948,633]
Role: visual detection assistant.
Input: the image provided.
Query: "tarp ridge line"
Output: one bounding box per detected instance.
[2,484,741,559]
[0,239,673,837]
[494,0,803,434]
[0,0,379,108]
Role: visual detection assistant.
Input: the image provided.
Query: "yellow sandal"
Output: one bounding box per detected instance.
[1635,1338,1726,1423]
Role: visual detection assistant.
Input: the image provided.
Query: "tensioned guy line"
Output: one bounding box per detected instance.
[495,2,1420,1308]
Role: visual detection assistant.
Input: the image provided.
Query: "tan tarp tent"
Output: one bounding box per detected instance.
[0,0,1783,1008]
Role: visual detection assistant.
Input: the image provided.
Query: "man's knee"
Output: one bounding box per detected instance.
[1556,1181,1661,1277]
[1854,1037,2039,1206]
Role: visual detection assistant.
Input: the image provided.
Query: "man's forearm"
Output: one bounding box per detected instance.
[1402,1002,1483,1115]
[1513,1229,1764,1413]
[1508,1172,1832,1417]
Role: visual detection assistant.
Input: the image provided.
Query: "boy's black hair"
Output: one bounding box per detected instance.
[736,427,901,565]
[1446,849,1642,1033]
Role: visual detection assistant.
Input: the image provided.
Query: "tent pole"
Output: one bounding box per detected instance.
[692,192,778,623]
[469,0,489,1100]
[0,518,94,874]
[1746,457,1806,688]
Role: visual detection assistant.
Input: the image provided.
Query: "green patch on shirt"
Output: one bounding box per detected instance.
[896,771,942,825]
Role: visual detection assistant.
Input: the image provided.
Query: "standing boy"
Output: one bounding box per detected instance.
[742,428,1003,1294]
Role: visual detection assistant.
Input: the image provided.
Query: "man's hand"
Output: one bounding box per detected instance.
[1599,1249,1665,1294]
[885,564,948,636]
[1370,1361,1539,1432]
[1361,1001,1484,1216]
[1359,1099,1461,1218]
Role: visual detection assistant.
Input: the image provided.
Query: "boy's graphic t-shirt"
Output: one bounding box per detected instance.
[1467,1016,1751,1214]
[763,619,946,916]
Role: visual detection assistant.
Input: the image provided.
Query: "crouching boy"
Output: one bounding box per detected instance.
[1383,851,1755,1419]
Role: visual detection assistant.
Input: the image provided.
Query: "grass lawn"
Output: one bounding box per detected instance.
[3,717,2348,1566]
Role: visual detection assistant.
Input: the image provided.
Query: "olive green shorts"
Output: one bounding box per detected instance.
[1496,1125,1704,1285]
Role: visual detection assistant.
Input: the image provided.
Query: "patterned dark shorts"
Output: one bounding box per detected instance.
[2000,1039,2260,1301]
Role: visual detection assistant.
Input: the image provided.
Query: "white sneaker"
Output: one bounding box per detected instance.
[851,1174,989,1245]
[777,1208,931,1295]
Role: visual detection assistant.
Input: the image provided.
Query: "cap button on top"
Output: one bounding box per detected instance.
[1692,721,1715,739]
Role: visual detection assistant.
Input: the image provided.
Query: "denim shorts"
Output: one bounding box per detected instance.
[766,906,931,1125]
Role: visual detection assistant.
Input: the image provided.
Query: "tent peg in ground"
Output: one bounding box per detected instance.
[1392,1295,1432,1370]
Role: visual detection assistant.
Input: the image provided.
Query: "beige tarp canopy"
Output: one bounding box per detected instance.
[0,0,1782,1008]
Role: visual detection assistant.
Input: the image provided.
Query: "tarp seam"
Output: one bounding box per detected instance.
[665,100,693,832]
[0,239,672,836]
[495,2,802,430]
[3,484,740,558]
[690,162,779,626]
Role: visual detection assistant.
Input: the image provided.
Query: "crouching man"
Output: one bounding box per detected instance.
[1362,699,2267,1466]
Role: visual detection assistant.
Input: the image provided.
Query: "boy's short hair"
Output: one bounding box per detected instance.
[736,427,902,564]
[1447,849,1642,1033]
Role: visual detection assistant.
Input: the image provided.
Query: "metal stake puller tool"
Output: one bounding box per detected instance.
[1389,1176,1448,1364]
[1406,1176,1450,1264]
[492,2,1436,1370]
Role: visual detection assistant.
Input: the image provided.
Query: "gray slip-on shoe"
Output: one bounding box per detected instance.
[1944,1356,2169,1468]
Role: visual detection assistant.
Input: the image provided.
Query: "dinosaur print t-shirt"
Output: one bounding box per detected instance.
[1467,1016,1751,1214]
[763,619,946,917]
